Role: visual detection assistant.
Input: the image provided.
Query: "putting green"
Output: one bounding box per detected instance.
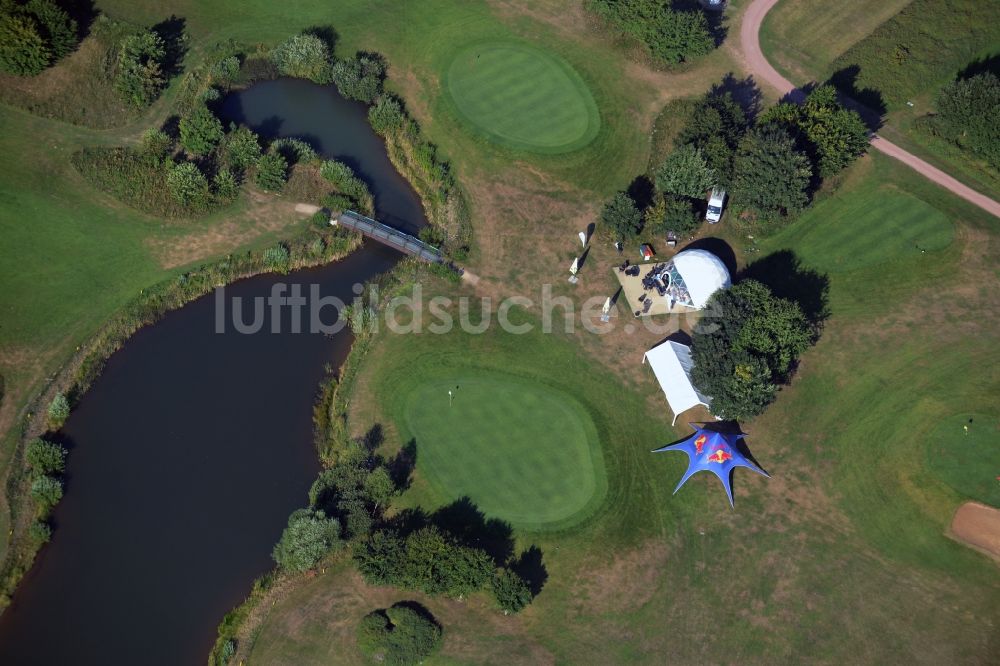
[780,185,953,273]
[445,41,600,153]
[400,374,606,530]
[926,413,1000,507]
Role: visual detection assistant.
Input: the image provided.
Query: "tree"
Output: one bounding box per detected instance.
[354,530,406,585]
[492,569,532,614]
[0,11,49,75]
[179,105,224,156]
[760,86,869,177]
[357,604,442,666]
[25,438,66,475]
[114,30,167,107]
[646,193,700,237]
[655,144,716,198]
[931,72,1000,170]
[675,92,749,187]
[272,508,342,573]
[270,33,331,83]
[600,191,642,242]
[166,162,210,207]
[24,0,76,60]
[223,125,262,173]
[731,125,811,220]
[331,53,386,103]
[368,95,406,136]
[31,475,63,509]
[254,152,288,191]
[47,392,69,429]
[364,467,395,511]
[690,280,811,420]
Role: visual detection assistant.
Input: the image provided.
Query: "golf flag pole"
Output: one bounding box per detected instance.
[448,389,453,407]
[579,231,587,247]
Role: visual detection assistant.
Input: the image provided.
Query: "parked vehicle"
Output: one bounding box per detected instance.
[706,188,726,224]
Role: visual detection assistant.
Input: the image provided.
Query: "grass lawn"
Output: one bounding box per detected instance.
[396,371,606,530]
[444,41,600,153]
[766,178,954,273]
[926,414,1000,507]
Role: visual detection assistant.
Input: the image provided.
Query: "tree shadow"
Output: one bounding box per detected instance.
[359,424,384,453]
[577,246,591,270]
[430,497,514,567]
[151,15,188,78]
[61,0,98,40]
[388,438,417,491]
[709,72,763,120]
[511,545,548,597]
[827,65,885,130]
[303,25,339,54]
[388,600,441,627]
[627,175,656,212]
[739,250,830,330]
[680,237,737,276]
[958,52,1000,79]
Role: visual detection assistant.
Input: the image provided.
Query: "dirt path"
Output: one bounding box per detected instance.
[740,0,1000,219]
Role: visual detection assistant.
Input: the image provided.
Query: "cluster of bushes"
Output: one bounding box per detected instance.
[586,0,714,65]
[601,81,869,242]
[0,0,77,75]
[691,280,816,420]
[268,32,387,105]
[358,603,442,665]
[23,437,68,543]
[830,0,1000,109]
[920,71,1000,171]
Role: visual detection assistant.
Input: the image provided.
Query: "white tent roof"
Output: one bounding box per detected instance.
[643,341,711,425]
[672,249,731,309]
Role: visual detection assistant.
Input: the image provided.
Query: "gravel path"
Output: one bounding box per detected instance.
[740,0,1000,219]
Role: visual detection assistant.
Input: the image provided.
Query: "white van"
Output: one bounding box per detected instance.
[706,188,726,224]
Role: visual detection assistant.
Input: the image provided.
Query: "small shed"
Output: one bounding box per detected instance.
[642,341,711,425]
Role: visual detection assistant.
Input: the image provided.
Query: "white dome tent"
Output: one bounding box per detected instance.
[662,249,731,309]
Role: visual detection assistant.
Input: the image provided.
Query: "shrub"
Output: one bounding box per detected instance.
[331,53,385,103]
[24,0,76,59]
[587,0,713,64]
[655,144,716,198]
[270,33,331,83]
[492,569,532,614]
[255,152,288,191]
[47,392,69,429]
[30,475,63,510]
[28,521,51,545]
[357,604,442,666]
[166,161,210,207]
[320,159,371,205]
[272,508,342,573]
[114,30,168,108]
[212,55,240,83]
[368,95,405,136]
[599,191,643,242]
[139,128,173,164]
[179,105,224,156]
[25,438,67,475]
[262,244,290,271]
[271,137,316,164]
[928,72,1000,170]
[223,125,262,173]
[213,169,239,201]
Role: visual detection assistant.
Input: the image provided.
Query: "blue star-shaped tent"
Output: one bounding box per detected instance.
[652,425,769,507]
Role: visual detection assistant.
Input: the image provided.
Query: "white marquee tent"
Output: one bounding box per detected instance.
[663,249,731,309]
[642,340,712,425]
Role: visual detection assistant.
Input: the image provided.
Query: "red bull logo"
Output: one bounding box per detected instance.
[694,434,707,454]
[707,449,732,464]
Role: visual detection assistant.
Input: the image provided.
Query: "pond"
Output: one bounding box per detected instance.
[0,78,426,665]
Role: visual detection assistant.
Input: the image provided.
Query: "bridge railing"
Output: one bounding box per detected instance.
[333,210,444,263]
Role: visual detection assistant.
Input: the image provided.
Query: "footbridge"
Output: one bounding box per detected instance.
[331,210,444,263]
